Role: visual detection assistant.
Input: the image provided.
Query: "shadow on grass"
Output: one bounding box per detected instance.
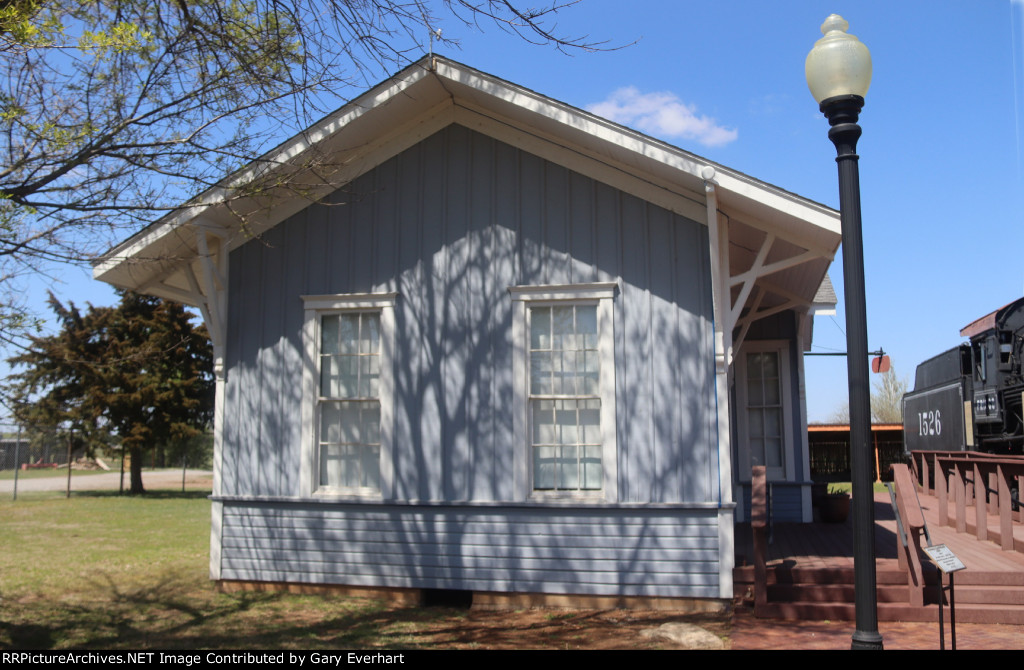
[0,570,730,650]
[68,490,212,500]
[0,569,459,650]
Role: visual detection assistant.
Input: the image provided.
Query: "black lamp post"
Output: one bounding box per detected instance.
[806,15,883,650]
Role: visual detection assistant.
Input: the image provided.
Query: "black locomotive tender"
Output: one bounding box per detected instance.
[903,297,1024,455]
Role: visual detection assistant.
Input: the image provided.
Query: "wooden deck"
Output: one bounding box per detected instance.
[734,490,1024,623]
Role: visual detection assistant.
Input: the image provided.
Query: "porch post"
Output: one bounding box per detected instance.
[704,170,736,598]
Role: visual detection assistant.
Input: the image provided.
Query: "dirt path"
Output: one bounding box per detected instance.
[0,468,213,493]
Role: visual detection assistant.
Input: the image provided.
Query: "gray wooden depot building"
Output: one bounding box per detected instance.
[95,57,840,608]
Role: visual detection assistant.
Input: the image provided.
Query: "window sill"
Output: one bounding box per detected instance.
[529,490,608,503]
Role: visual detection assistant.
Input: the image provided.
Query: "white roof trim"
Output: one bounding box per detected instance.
[94,56,840,297]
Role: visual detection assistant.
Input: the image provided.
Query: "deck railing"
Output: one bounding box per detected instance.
[910,450,1024,553]
[750,465,769,615]
[889,463,928,606]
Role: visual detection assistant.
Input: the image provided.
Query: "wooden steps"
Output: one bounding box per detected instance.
[735,558,1024,624]
[735,484,1024,626]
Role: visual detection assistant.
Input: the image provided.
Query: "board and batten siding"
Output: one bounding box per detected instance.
[218,123,724,597]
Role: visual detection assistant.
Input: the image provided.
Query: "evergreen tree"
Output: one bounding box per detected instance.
[6,291,212,493]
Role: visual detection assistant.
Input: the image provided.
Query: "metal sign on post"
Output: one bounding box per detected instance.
[923,544,965,650]
[924,544,965,573]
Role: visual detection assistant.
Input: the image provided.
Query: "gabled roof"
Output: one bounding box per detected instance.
[94,55,840,326]
[811,273,838,316]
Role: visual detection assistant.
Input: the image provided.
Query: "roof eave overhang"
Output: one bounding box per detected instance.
[93,56,841,305]
[433,58,840,252]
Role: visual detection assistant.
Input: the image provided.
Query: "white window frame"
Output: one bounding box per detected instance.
[736,340,794,482]
[300,292,397,498]
[510,283,618,502]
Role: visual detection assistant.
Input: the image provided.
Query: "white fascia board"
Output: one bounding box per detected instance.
[96,101,457,294]
[96,56,841,291]
[94,64,438,284]
[437,59,839,245]
[220,66,435,191]
[217,99,456,254]
[93,211,193,280]
[714,169,841,236]
[436,60,708,179]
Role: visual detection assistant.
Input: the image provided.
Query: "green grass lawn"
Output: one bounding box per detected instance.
[0,491,441,650]
[826,482,891,495]
[0,490,732,650]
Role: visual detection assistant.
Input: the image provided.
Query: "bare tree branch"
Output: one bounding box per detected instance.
[0,0,620,341]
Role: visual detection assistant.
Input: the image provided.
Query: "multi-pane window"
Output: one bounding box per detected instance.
[510,283,617,501]
[741,347,789,480]
[529,304,602,491]
[302,293,395,497]
[319,312,381,491]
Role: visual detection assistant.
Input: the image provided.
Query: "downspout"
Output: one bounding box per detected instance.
[703,167,735,600]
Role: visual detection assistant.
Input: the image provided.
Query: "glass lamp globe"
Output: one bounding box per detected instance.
[805,15,872,104]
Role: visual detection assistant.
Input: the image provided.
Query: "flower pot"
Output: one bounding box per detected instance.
[820,493,850,523]
[811,483,828,508]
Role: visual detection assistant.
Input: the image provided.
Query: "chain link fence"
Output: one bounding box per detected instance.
[2,424,212,471]
[2,422,213,500]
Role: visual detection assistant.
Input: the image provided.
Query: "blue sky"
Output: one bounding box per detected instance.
[21,0,1024,423]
